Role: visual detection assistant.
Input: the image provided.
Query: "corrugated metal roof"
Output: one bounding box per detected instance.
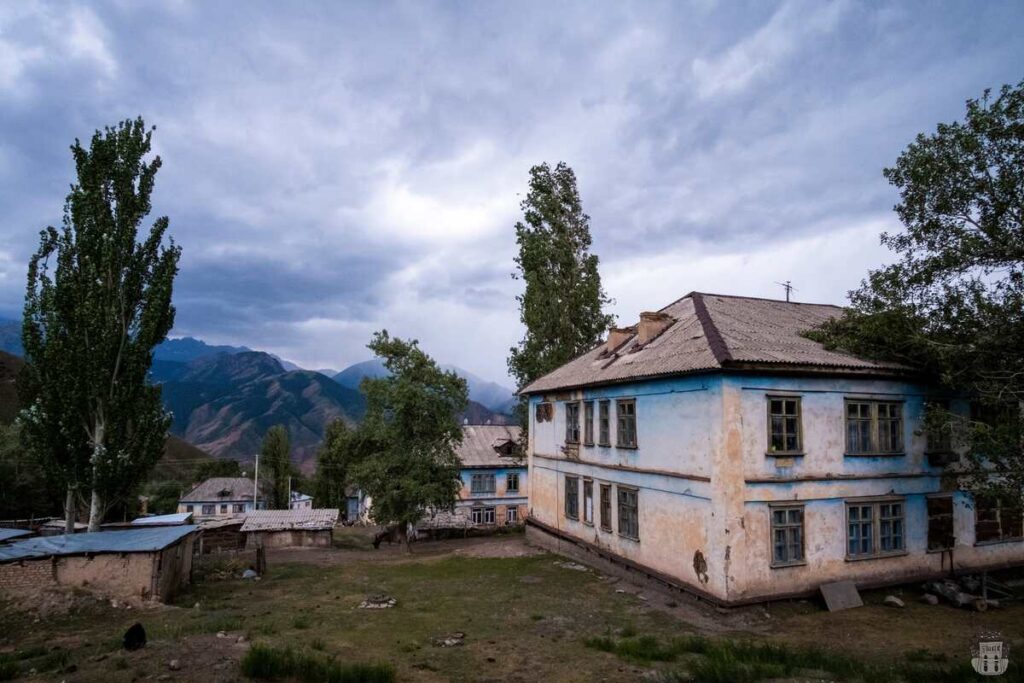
[0,528,32,543]
[179,477,256,503]
[240,509,338,532]
[456,425,523,468]
[521,292,907,393]
[0,525,197,563]
[131,512,194,526]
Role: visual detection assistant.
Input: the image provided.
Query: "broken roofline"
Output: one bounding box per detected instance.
[518,291,916,395]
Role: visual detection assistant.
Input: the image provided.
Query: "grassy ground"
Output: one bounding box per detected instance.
[1,531,1022,682]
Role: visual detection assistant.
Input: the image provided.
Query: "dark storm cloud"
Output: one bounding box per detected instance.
[1,0,1022,380]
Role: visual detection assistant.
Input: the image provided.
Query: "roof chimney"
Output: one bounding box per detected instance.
[637,312,674,346]
[605,325,636,354]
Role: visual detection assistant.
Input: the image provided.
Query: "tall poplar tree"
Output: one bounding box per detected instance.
[261,425,293,510]
[508,162,614,414]
[21,118,181,531]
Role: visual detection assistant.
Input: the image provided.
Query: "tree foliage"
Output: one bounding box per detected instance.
[194,458,242,483]
[0,422,62,519]
[20,118,181,530]
[261,425,293,510]
[314,420,364,512]
[508,162,614,422]
[351,331,468,548]
[810,81,1024,498]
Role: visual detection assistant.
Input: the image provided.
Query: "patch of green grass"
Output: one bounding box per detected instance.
[241,644,394,682]
[292,615,311,630]
[0,654,17,681]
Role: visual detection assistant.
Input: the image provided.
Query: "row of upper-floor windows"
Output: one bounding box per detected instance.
[468,472,520,495]
[539,398,637,449]
[771,494,1023,567]
[768,396,955,457]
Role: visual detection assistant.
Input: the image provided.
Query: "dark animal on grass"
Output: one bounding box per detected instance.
[123,623,146,650]
[372,525,403,549]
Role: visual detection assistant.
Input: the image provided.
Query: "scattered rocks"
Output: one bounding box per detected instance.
[241,568,258,579]
[123,622,146,651]
[883,595,905,608]
[615,589,626,594]
[433,632,465,647]
[359,594,397,609]
[216,631,228,638]
[553,561,589,572]
[193,602,201,610]
[921,593,939,606]
[236,635,247,644]
[169,659,181,671]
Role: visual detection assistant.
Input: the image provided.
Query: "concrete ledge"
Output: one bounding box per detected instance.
[525,516,1024,608]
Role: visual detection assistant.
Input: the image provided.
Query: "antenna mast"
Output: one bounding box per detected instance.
[775,280,796,302]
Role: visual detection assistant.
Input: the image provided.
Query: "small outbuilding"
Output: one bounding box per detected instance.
[198,518,246,554]
[0,525,197,602]
[241,509,339,549]
[0,528,32,544]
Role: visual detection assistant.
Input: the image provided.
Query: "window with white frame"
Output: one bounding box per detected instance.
[506,507,519,523]
[472,507,495,525]
[202,504,215,515]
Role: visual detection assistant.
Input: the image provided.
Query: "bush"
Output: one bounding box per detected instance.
[0,654,17,681]
[241,644,394,683]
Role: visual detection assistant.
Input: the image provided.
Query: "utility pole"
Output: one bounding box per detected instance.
[287,475,292,510]
[775,280,795,302]
[253,452,260,511]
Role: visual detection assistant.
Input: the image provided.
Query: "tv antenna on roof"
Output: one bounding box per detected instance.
[775,280,796,302]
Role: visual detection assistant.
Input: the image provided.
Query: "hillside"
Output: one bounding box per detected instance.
[0,351,215,474]
[335,358,516,418]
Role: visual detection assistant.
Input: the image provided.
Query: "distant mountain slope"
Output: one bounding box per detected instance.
[154,352,366,469]
[0,350,215,474]
[335,359,516,415]
[153,336,251,363]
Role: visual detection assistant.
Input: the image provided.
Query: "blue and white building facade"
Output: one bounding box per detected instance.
[522,292,1024,605]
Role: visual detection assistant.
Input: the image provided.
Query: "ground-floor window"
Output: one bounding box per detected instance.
[846,498,904,558]
[220,504,228,514]
[472,507,495,525]
[233,503,245,513]
[927,495,955,550]
[202,504,215,515]
[617,487,639,540]
[583,479,594,525]
[770,505,804,567]
[599,484,612,532]
[185,505,194,513]
[506,507,518,523]
[565,476,579,519]
[975,495,1024,544]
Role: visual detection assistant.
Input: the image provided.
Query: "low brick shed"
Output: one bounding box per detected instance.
[0,525,197,602]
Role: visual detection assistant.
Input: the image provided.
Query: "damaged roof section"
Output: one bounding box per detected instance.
[521,292,908,394]
[456,425,522,468]
[0,526,197,563]
[239,509,339,532]
[179,477,257,503]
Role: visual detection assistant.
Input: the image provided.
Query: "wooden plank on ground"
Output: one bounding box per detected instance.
[820,580,863,612]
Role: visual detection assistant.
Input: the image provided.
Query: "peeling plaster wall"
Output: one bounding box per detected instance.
[528,372,1024,603]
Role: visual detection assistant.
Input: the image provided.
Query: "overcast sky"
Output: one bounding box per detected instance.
[0,1,1021,384]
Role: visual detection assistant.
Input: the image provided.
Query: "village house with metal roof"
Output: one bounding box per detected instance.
[177,477,263,520]
[521,292,1024,605]
[0,526,197,602]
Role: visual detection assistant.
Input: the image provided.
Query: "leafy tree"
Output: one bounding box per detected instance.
[508,162,614,427]
[261,425,293,509]
[194,458,242,483]
[0,422,62,519]
[143,479,186,516]
[314,420,364,512]
[810,80,1024,499]
[20,118,181,531]
[351,331,468,550]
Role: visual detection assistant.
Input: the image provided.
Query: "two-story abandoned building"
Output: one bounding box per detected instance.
[454,424,528,527]
[177,477,263,521]
[522,292,1024,605]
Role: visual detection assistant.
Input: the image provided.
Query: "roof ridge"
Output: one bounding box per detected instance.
[690,292,732,365]
[689,291,844,308]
